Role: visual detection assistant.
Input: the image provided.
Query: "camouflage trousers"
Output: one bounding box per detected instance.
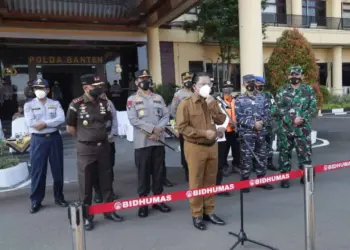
[240,133,267,179]
[266,127,274,165]
[277,131,312,173]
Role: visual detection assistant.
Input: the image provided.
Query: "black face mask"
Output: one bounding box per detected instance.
[89,87,104,99]
[183,80,193,89]
[246,82,255,92]
[290,77,300,85]
[255,85,264,92]
[222,87,234,95]
[138,80,151,91]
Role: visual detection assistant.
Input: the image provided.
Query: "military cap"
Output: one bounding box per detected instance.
[181,72,193,81]
[222,80,234,88]
[255,76,266,85]
[288,65,303,76]
[135,69,151,78]
[32,78,49,88]
[242,74,256,82]
[80,74,104,86]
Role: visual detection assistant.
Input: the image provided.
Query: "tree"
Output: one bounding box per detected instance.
[266,28,323,108]
[183,0,267,84]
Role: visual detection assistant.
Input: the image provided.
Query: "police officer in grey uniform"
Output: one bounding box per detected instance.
[170,72,193,181]
[66,74,123,231]
[127,69,171,218]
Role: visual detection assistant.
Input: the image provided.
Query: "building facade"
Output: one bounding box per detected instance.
[0,0,349,128]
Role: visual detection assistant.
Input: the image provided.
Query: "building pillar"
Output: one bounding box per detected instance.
[238,0,263,91]
[291,0,302,26]
[332,46,343,96]
[327,0,342,29]
[147,27,162,85]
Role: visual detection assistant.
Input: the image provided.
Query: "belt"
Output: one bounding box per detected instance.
[187,140,216,147]
[32,131,59,137]
[78,140,106,146]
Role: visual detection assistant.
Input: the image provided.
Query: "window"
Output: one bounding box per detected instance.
[342,3,350,28]
[263,0,277,13]
[302,0,326,26]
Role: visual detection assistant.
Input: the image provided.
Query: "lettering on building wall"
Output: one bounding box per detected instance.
[28,56,104,64]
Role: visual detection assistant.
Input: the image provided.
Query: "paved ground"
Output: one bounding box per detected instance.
[0,116,350,250]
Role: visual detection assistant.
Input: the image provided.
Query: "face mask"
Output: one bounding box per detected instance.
[138,80,151,91]
[34,89,47,99]
[89,87,104,99]
[183,80,193,89]
[255,86,264,92]
[198,84,211,98]
[246,82,255,92]
[290,77,300,85]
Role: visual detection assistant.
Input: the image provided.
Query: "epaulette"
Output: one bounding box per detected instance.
[72,96,83,104]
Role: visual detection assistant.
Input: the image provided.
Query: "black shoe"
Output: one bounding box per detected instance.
[163,179,174,187]
[138,206,149,218]
[192,217,206,230]
[217,192,231,197]
[94,193,103,204]
[281,180,290,188]
[232,166,240,174]
[104,212,124,222]
[257,184,274,190]
[84,219,94,231]
[152,203,171,213]
[203,213,226,225]
[55,199,68,207]
[30,203,41,214]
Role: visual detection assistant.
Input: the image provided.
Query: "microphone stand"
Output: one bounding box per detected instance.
[218,101,278,250]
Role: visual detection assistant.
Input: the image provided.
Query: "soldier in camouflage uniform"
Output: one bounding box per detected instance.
[235,74,274,193]
[273,65,317,188]
[170,72,193,181]
[254,76,278,171]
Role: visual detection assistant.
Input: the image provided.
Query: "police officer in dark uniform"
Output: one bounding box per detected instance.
[66,74,123,231]
[126,69,171,218]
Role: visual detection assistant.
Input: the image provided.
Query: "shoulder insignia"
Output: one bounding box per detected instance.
[72,96,83,104]
[127,99,133,109]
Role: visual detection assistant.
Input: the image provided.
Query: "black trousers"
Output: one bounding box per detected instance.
[216,141,227,185]
[179,134,188,171]
[135,146,165,197]
[94,142,116,195]
[225,131,241,167]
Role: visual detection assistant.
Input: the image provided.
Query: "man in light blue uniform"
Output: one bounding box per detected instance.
[24,78,67,214]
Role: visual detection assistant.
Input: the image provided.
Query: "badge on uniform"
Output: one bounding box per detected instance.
[83,120,88,126]
[139,110,145,117]
[127,100,132,110]
[99,102,106,114]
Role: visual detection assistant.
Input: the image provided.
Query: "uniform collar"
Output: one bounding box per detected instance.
[192,93,204,103]
[137,90,153,98]
[83,94,98,103]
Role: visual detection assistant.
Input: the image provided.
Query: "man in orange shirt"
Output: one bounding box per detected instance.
[219,81,241,177]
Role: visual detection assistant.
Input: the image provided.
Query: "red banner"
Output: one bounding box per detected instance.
[88,160,350,215]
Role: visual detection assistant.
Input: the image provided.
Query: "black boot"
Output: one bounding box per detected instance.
[257,175,274,190]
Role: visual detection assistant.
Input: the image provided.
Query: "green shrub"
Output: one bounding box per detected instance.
[0,139,20,170]
[319,85,331,104]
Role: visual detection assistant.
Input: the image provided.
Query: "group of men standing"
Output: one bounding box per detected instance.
[23,64,316,232]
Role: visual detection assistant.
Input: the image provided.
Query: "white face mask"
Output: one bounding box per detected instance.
[34,90,47,99]
[199,84,211,98]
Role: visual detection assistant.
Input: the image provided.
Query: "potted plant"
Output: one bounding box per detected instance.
[0,139,29,188]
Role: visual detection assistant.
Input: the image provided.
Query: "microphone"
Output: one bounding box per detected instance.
[212,93,229,109]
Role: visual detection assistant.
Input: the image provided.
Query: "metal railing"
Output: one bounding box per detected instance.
[261,13,350,30]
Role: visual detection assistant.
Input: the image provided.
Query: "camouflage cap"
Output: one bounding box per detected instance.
[288,65,303,76]
[181,72,193,81]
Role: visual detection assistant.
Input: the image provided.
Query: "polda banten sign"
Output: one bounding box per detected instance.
[28,56,104,64]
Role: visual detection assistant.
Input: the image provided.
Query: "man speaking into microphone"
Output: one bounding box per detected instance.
[176,72,227,231]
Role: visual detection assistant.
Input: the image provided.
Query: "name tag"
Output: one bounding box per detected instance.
[136,101,143,105]
[153,100,161,104]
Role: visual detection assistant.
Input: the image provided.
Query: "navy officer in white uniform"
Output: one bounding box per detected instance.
[24,78,67,214]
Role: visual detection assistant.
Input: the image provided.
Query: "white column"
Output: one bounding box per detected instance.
[291,0,302,26]
[238,0,263,91]
[147,27,162,85]
[331,0,342,17]
[332,46,343,96]
[329,0,342,29]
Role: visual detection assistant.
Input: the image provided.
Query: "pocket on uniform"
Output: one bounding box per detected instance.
[153,104,163,117]
[135,105,148,118]
[48,111,57,119]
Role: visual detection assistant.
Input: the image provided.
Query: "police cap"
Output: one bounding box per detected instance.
[32,78,49,88]
[222,80,234,88]
[181,72,193,81]
[80,74,104,86]
[242,74,256,82]
[255,76,266,85]
[135,69,151,78]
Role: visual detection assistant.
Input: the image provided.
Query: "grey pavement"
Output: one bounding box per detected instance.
[1,116,350,250]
